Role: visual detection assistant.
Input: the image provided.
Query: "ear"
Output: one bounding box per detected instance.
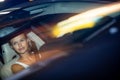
[27,38,31,42]
[9,44,14,50]
[27,38,32,47]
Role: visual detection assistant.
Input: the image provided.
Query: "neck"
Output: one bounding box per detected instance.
[20,52,31,59]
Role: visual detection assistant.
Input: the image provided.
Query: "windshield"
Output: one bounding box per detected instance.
[0,1,120,80]
[31,13,115,43]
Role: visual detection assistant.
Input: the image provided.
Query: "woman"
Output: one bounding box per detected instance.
[10,33,42,74]
[10,32,67,74]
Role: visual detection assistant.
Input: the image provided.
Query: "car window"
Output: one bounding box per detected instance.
[31,13,115,42]
[0,1,120,80]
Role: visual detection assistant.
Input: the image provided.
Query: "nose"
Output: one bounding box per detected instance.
[18,42,22,48]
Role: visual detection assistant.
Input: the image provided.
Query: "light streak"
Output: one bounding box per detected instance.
[52,2,120,38]
[0,0,4,2]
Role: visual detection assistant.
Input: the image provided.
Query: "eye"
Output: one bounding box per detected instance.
[20,39,25,42]
[12,42,17,46]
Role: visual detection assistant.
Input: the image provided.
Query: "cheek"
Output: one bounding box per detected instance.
[12,45,19,51]
[22,41,29,47]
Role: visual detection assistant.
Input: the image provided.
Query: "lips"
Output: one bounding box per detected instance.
[18,47,25,51]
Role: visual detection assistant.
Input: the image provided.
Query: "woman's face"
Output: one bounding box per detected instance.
[10,34,30,54]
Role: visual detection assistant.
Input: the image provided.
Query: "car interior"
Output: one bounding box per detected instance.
[0,1,119,80]
[0,31,45,79]
[0,13,118,80]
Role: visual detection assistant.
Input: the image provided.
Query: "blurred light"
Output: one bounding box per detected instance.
[52,2,120,38]
[29,0,34,2]
[0,0,4,2]
[52,17,102,37]
[0,11,10,15]
[109,27,118,34]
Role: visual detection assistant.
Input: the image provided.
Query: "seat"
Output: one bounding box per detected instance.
[0,61,3,73]
[0,31,45,79]
[1,43,19,64]
[27,31,45,50]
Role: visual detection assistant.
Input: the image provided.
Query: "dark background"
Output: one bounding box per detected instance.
[0,0,119,10]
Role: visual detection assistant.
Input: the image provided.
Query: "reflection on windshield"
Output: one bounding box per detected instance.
[1,2,120,80]
[32,13,114,43]
[51,2,120,38]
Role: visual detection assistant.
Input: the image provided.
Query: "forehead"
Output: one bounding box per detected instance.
[10,33,26,42]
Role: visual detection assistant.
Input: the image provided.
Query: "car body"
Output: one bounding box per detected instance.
[0,1,120,80]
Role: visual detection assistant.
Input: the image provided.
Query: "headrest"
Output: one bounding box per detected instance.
[27,31,45,50]
[1,43,18,64]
